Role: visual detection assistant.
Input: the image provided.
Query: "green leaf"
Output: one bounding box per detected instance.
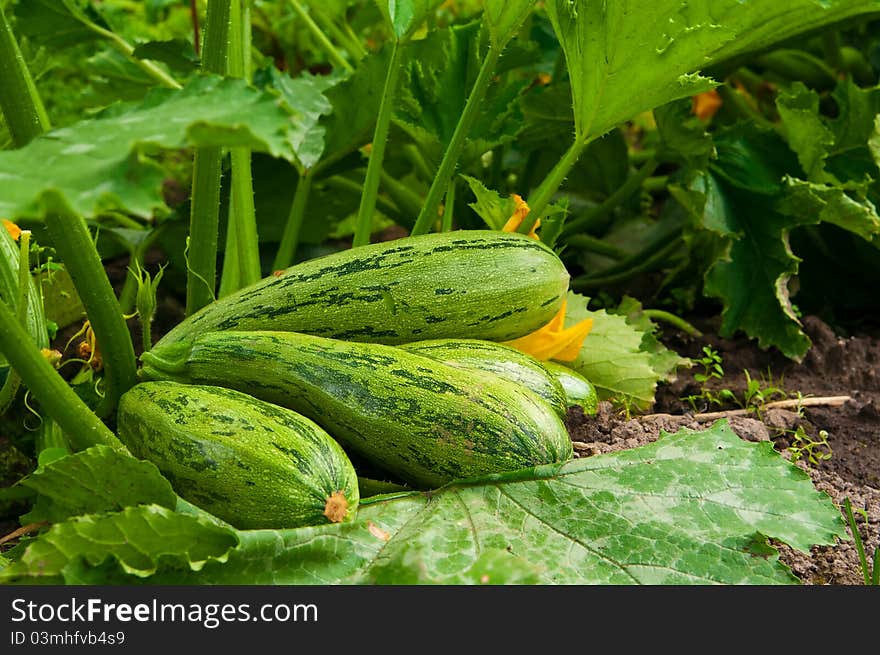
[320,43,394,164]
[376,0,444,42]
[395,23,526,168]
[560,292,663,409]
[544,0,880,142]
[13,0,105,49]
[654,98,716,170]
[87,421,844,585]
[0,505,238,583]
[18,445,177,524]
[612,296,691,382]
[483,0,538,48]
[697,124,880,359]
[0,76,300,221]
[131,39,201,74]
[461,174,516,230]
[776,82,836,182]
[257,67,340,171]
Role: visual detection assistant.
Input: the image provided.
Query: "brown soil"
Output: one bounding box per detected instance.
[567,314,880,585]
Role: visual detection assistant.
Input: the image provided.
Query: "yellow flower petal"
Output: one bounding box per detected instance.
[501,194,540,239]
[692,89,722,121]
[3,219,21,241]
[503,300,593,362]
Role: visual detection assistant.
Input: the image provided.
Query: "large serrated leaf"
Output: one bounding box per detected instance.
[545,0,880,142]
[18,445,177,524]
[0,505,239,583]
[8,422,844,585]
[562,292,662,408]
[0,76,299,221]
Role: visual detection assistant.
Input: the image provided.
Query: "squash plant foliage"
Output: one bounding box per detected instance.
[0,0,876,584]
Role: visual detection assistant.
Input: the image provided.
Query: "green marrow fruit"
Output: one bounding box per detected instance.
[543,361,598,415]
[399,338,567,418]
[141,332,573,489]
[154,230,569,348]
[117,381,359,530]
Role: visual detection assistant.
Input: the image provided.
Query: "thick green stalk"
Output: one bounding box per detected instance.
[273,170,313,270]
[565,234,628,260]
[0,230,29,413]
[641,309,703,338]
[380,170,424,221]
[561,158,658,238]
[186,0,231,315]
[522,138,588,234]
[225,0,261,289]
[218,215,241,298]
[441,178,455,232]
[411,44,503,236]
[289,0,353,73]
[571,237,683,290]
[44,212,137,418]
[0,300,124,452]
[353,40,403,247]
[0,6,51,147]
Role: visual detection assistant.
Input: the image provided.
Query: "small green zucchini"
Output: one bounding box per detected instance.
[543,361,598,415]
[117,381,359,530]
[154,230,569,348]
[399,338,568,418]
[141,332,573,489]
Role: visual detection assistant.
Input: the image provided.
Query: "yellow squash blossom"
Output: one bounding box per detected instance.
[501,194,540,239]
[503,299,593,362]
[500,196,592,362]
[2,219,21,241]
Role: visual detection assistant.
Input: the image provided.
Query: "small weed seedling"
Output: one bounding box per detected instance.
[786,426,833,466]
[682,346,738,412]
[843,498,879,586]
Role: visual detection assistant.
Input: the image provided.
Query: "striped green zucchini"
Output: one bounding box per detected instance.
[141,332,573,489]
[544,361,599,415]
[117,381,359,530]
[399,338,567,418]
[154,230,569,348]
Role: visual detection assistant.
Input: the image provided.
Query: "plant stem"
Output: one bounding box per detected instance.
[641,309,703,337]
[571,236,683,290]
[523,138,589,233]
[844,498,871,586]
[274,169,313,270]
[441,177,456,232]
[313,5,365,61]
[0,6,51,147]
[562,158,658,238]
[0,231,29,413]
[565,234,628,260]
[225,0,261,289]
[380,170,424,223]
[190,0,201,56]
[289,0,353,73]
[411,44,503,236]
[44,212,138,418]
[186,0,231,315]
[353,40,403,247]
[0,300,125,452]
[821,30,845,72]
[322,175,407,225]
[85,22,182,90]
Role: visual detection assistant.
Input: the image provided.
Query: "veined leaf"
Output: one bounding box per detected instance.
[544,0,880,142]
[34,421,846,585]
[0,76,300,221]
[13,0,106,50]
[257,67,340,171]
[561,292,663,409]
[0,505,238,583]
[376,0,444,42]
[18,445,177,524]
[483,0,538,48]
